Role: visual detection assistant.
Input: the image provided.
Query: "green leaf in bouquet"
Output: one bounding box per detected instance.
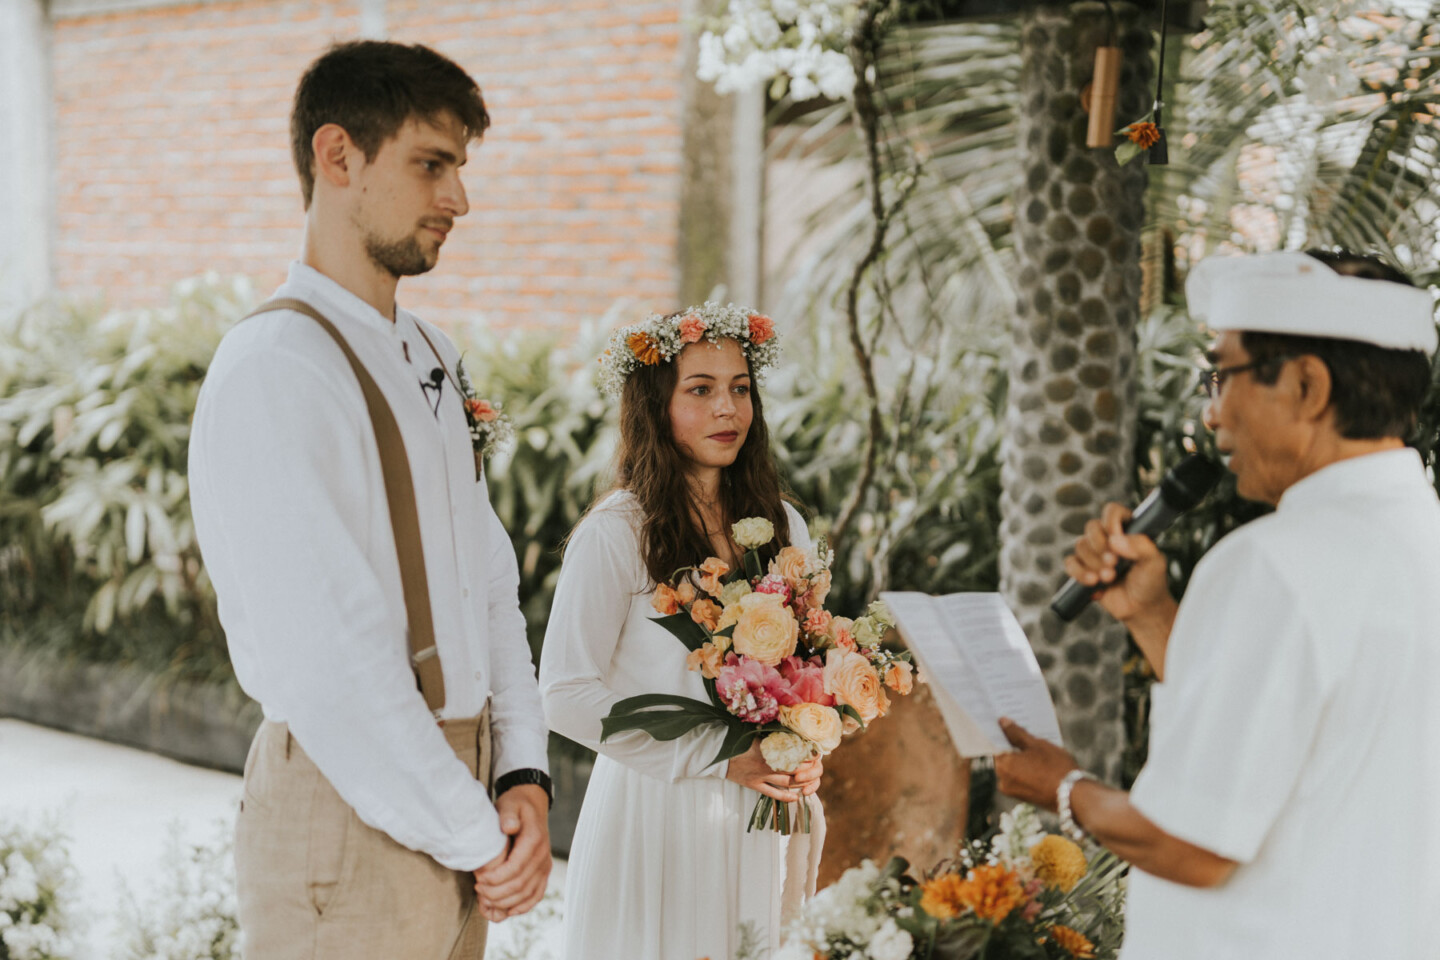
[928,919,991,960]
[713,624,736,640]
[600,693,730,743]
[839,703,867,732]
[650,610,709,651]
[708,717,766,768]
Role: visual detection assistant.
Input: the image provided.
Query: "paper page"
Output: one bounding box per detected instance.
[881,591,1063,757]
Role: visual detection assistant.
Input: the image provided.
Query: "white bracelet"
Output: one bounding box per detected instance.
[1057,768,1097,843]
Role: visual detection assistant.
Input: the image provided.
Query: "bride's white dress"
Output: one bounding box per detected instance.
[540,491,817,960]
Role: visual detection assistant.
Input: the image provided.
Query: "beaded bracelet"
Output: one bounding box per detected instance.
[1057,768,1097,843]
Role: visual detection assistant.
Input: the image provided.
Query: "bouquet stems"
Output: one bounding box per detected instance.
[747,793,812,835]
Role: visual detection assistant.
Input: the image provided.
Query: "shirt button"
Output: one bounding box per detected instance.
[474,672,483,681]
[463,588,471,598]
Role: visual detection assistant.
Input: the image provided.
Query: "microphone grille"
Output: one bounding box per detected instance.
[1162,454,1224,510]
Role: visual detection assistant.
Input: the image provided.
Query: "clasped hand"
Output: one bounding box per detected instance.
[725,738,823,802]
[473,784,551,923]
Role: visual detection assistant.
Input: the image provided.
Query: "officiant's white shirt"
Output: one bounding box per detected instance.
[189,262,549,871]
[1122,448,1440,959]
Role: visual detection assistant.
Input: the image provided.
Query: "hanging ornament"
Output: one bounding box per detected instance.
[1113,0,1172,166]
[1085,2,1122,148]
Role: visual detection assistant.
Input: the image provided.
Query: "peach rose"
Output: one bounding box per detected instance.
[779,703,843,754]
[823,648,889,723]
[883,660,914,696]
[690,598,722,631]
[826,616,857,652]
[730,592,800,667]
[675,580,697,605]
[651,583,681,616]
[678,313,707,343]
[769,546,810,588]
[685,641,727,679]
[808,568,832,606]
[698,557,729,597]
[748,313,775,344]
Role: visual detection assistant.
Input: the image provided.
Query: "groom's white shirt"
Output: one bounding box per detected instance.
[189,262,549,871]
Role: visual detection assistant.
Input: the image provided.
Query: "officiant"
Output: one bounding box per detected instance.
[994,249,1440,959]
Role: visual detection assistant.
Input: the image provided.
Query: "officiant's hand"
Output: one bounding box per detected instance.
[727,739,803,802]
[993,717,1078,813]
[1064,502,1171,625]
[474,784,551,922]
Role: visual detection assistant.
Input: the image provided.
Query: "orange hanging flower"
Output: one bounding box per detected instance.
[627,331,663,365]
[1124,121,1161,149]
[1047,924,1097,959]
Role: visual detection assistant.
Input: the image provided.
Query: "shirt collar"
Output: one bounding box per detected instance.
[1277,446,1425,514]
[279,261,398,337]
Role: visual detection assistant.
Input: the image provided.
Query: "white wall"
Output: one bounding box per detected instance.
[0,0,52,318]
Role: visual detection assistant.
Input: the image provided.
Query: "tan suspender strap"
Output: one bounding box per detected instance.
[242,297,446,715]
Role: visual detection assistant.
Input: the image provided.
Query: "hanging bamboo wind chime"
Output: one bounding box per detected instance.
[1085,0,1171,165]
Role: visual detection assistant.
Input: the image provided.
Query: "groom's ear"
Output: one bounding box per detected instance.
[312,123,358,192]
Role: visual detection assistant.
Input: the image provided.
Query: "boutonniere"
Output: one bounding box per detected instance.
[456,357,514,460]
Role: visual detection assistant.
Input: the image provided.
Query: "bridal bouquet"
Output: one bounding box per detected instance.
[774,806,1128,960]
[601,516,915,834]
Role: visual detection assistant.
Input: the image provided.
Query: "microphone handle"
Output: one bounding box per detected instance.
[1048,490,1176,621]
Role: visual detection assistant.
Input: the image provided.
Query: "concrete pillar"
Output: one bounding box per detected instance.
[0,0,53,317]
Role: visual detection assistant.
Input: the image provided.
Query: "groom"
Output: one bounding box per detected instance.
[189,41,551,959]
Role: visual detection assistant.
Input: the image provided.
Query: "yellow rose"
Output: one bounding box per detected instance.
[823,648,890,722]
[759,730,814,773]
[779,703,843,754]
[883,660,914,695]
[730,592,799,667]
[768,545,810,587]
[732,516,776,550]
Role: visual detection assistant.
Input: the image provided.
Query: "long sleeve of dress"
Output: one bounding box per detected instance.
[540,501,730,783]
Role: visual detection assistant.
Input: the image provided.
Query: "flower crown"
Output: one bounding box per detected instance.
[597,301,781,397]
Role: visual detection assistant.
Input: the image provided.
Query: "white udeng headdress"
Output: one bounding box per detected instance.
[1186,251,1437,354]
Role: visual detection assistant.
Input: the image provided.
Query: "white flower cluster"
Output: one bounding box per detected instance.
[0,821,78,960]
[989,804,1046,874]
[779,859,914,960]
[116,825,239,960]
[596,301,781,398]
[696,0,859,101]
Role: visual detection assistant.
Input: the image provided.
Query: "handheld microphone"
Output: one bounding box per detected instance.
[1049,454,1223,622]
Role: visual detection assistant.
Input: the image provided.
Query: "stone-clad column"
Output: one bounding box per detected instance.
[1000,1,1151,783]
[0,0,53,316]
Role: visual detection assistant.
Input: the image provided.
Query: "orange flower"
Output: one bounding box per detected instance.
[748,313,775,344]
[464,398,498,422]
[922,865,1027,924]
[803,608,833,638]
[651,583,681,616]
[627,331,663,365]
[690,598,722,631]
[675,581,698,606]
[1047,924,1097,959]
[686,641,727,679]
[1124,121,1161,149]
[883,660,914,695]
[678,313,707,343]
[698,557,729,596]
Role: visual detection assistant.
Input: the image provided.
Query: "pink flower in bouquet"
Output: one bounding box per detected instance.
[716,654,797,723]
[802,608,833,639]
[779,655,834,706]
[754,574,792,604]
[827,615,858,652]
[678,313,708,343]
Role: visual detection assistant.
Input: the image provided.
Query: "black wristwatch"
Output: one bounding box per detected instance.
[494,768,553,808]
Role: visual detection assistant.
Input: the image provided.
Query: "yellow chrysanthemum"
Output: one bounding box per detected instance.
[1047,924,1097,959]
[1031,835,1088,893]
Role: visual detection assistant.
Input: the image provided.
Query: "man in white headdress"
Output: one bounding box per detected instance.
[994,249,1440,958]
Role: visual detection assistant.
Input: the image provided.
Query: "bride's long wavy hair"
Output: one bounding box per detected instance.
[603,342,793,586]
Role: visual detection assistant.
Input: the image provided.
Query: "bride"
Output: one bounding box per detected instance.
[540,304,824,960]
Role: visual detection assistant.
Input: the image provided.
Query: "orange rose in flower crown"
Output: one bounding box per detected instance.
[600,517,915,835]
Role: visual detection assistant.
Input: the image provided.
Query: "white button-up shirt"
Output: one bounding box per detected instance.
[1123,448,1440,959]
[189,262,549,871]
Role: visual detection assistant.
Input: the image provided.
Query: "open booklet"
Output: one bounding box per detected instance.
[878,591,1063,757]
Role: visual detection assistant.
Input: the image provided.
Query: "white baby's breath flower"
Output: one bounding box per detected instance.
[868,918,914,960]
[732,516,776,550]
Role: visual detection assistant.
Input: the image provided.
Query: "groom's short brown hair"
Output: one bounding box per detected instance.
[290,41,490,208]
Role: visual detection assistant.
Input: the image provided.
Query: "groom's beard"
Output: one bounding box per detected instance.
[364,230,436,278]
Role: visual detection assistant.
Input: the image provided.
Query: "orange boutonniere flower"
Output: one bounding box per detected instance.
[627,331,663,365]
[1123,121,1161,149]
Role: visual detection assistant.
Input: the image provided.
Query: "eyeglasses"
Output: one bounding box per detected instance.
[1199,357,1289,399]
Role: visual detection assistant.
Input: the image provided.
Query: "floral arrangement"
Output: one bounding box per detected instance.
[597,302,782,398]
[775,806,1128,959]
[0,819,78,960]
[115,823,239,960]
[696,0,860,101]
[456,356,514,460]
[601,516,914,833]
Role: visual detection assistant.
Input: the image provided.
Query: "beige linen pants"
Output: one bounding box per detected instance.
[234,713,492,960]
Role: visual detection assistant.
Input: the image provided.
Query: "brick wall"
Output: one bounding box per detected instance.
[51,0,685,333]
